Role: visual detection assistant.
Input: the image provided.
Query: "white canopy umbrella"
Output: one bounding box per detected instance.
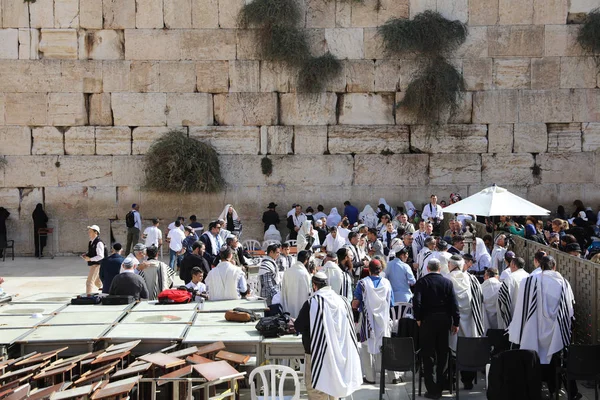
[441,185,550,217]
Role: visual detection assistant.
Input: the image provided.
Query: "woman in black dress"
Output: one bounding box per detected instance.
[0,207,9,259]
[32,203,48,257]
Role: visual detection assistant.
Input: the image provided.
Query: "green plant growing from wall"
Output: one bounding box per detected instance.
[577,8,600,70]
[378,11,468,124]
[0,157,6,171]
[261,157,273,176]
[144,130,223,193]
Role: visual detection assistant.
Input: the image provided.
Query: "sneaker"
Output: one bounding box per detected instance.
[423,392,442,399]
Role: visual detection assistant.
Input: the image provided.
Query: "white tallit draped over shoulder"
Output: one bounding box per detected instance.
[205,261,242,300]
[358,276,392,354]
[321,261,352,301]
[447,270,485,351]
[326,208,342,227]
[359,205,378,229]
[281,261,312,318]
[218,204,239,221]
[296,220,313,251]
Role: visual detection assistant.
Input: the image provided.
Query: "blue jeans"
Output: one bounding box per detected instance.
[169,249,179,270]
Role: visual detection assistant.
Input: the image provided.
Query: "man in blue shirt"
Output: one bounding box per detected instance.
[343,201,360,225]
[99,243,125,294]
[385,247,416,317]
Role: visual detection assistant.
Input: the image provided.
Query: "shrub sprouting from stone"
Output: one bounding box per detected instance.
[261,157,273,176]
[298,52,343,92]
[0,157,6,171]
[238,0,302,28]
[144,131,223,194]
[259,26,310,67]
[577,8,600,69]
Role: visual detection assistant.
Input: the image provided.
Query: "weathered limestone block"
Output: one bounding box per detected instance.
[294,126,328,155]
[499,0,533,24]
[0,29,18,59]
[48,93,87,126]
[59,60,103,93]
[573,90,600,122]
[560,57,597,89]
[377,0,409,24]
[409,0,435,17]
[65,127,95,155]
[260,61,297,93]
[374,60,400,92]
[32,127,64,155]
[325,29,364,59]
[280,93,337,125]
[102,60,130,92]
[84,30,124,60]
[189,126,260,155]
[113,156,145,186]
[545,25,584,57]
[112,93,167,126]
[513,124,548,153]
[103,0,136,28]
[582,123,600,152]
[411,125,488,154]
[394,92,418,125]
[547,123,582,152]
[270,155,354,186]
[538,152,594,184]
[0,60,57,92]
[354,154,429,186]
[345,60,374,92]
[95,127,131,155]
[80,0,103,29]
[218,0,244,28]
[0,94,4,125]
[534,0,567,24]
[328,125,409,154]
[0,189,20,214]
[0,126,31,155]
[130,61,159,92]
[57,155,114,186]
[518,90,573,123]
[229,61,260,92]
[488,26,544,57]
[54,0,79,28]
[570,0,598,12]
[236,30,261,60]
[493,58,531,89]
[482,154,535,185]
[473,90,518,123]
[39,29,78,59]
[436,0,468,23]
[166,93,213,126]
[158,61,196,92]
[339,93,394,125]
[89,93,112,126]
[263,126,294,155]
[350,0,378,27]
[488,124,514,153]
[45,186,118,221]
[469,0,498,25]
[2,0,29,28]
[192,0,219,28]
[531,58,560,89]
[124,30,181,60]
[455,26,488,58]
[19,29,40,60]
[430,154,481,184]
[197,61,229,93]
[337,0,352,28]
[463,58,492,90]
[164,0,192,28]
[5,93,48,125]
[214,93,276,126]
[181,30,237,60]
[3,156,59,187]
[364,28,385,59]
[29,0,54,28]
[136,0,164,28]
[132,126,177,154]
[307,0,336,28]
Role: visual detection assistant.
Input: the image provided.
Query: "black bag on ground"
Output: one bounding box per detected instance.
[71,293,104,305]
[255,313,291,338]
[101,295,135,305]
[487,349,542,400]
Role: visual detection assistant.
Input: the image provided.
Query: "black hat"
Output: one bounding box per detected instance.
[565,243,582,253]
[268,202,277,209]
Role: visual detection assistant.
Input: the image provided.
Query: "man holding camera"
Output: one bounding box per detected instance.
[422,194,444,235]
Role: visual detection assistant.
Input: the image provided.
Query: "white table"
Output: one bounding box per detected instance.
[17,324,112,355]
[0,315,52,329]
[0,328,32,357]
[0,303,66,316]
[11,292,75,304]
[199,299,267,313]
[192,313,257,326]
[121,310,196,324]
[262,335,305,361]
[183,325,263,364]
[60,303,135,313]
[131,301,200,312]
[104,323,190,354]
[43,311,125,325]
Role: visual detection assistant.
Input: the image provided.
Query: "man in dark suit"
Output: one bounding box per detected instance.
[99,243,125,294]
[262,202,280,232]
[109,259,149,300]
[180,241,211,284]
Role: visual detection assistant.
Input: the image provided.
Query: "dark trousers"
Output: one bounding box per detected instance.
[125,227,140,255]
[542,353,579,398]
[420,313,451,395]
[34,231,47,257]
[461,371,476,386]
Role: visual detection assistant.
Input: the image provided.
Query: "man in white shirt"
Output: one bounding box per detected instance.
[125,203,142,255]
[143,219,163,249]
[421,195,444,235]
[337,219,351,243]
[167,217,185,237]
[287,204,307,241]
[123,243,147,272]
[186,267,207,302]
[481,268,502,330]
[167,220,186,271]
[205,248,248,300]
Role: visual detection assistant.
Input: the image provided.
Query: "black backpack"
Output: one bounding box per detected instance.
[255,313,291,338]
[125,211,135,228]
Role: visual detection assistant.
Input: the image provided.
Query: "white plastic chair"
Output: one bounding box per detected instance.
[284,240,297,247]
[391,301,414,335]
[243,239,262,251]
[249,365,300,400]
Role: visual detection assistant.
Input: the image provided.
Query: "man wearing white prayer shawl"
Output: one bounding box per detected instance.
[412,221,433,260]
[320,249,352,301]
[417,237,436,279]
[294,272,362,400]
[429,240,452,276]
[359,205,378,229]
[205,248,248,300]
[446,255,485,390]
[490,234,508,274]
[481,268,502,330]
[346,232,369,280]
[280,251,312,318]
[352,259,395,384]
[497,256,530,329]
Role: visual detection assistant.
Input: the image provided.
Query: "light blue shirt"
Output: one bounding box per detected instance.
[385,258,416,303]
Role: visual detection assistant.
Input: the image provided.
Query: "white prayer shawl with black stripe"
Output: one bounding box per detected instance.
[508,271,574,364]
[448,270,485,352]
[482,277,502,330]
[358,277,392,354]
[309,287,362,398]
[417,247,433,279]
[139,259,175,300]
[497,268,530,329]
[321,261,353,301]
[280,261,312,319]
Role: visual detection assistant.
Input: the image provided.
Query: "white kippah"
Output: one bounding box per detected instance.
[313,271,328,280]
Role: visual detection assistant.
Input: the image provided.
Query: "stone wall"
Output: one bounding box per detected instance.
[1,0,599,254]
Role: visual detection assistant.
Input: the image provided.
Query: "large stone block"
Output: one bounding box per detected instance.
[473,90,518,123]
[102,60,130,92]
[84,30,125,60]
[411,125,488,154]
[533,0,567,24]
[463,58,492,90]
[80,0,103,29]
[493,58,531,89]
[488,26,544,57]
[531,57,560,89]
[263,126,294,155]
[89,93,112,126]
[18,28,40,60]
[189,126,260,155]
[45,186,118,221]
[0,94,3,125]
[430,154,481,184]
[545,25,584,57]
[103,0,136,28]
[324,28,364,59]
[328,125,409,154]
[39,29,78,59]
[345,60,374,92]
[113,155,145,186]
[513,124,548,153]
[132,126,177,155]
[32,127,64,155]
[538,152,594,184]
[294,126,327,155]
[0,29,19,59]
[339,93,394,125]
[95,126,132,155]
[0,60,58,92]
[60,60,103,93]
[409,0,436,17]
[236,30,261,60]
[435,0,468,22]
[364,28,385,59]
[164,0,192,28]
[112,93,167,126]
[573,90,600,122]
[569,0,598,12]
[5,93,48,125]
[280,93,337,125]
[560,57,597,89]
[29,0,54,28]
[218,0,243,28]
[377,0,409,24]
[214,93,277,126]
[57,155,114,186]
[583,123,600,151]
[229,61,260,92]
[130,61,159,92]
[166,93,213,126]
[124,30,181,60]
[48,93,87,126]
[307,0,336,28]
[488,124,514,153]
[136,0,164,28]
[1,0,29,28]
[191,0,219,28]
[0,189,20,214]
[54,0,79,28]
[64,127,95,155]
[181,30,237,60]
[455,26,488,58]
[157,61,196,92]
[499,0,533,24]
[469,0,498,25]
[197,61,229,93]
[0,126,31,155]
[374,60,400,92]
[518,89,573,123]
[482,153,535,185]
[260,61,297,93]
[547,123,582,153]
[3,156,59,187]
[354,154,429,186]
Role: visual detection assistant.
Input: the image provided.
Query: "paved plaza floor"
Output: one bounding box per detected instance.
[0,257,595,399]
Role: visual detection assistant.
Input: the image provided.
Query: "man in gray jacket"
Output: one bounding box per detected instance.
[109,259,149,300]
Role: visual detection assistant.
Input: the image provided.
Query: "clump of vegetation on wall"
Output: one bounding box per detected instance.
[261,157,273,176]
[577,8,600,69]
[0,157,6,170]
[144,131,223,193]
[298,53,343,93]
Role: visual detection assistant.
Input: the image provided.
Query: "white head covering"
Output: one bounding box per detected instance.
[326,208,342,227]
[360,205,376,217]
[378,198,392,214]
[474,237,489,263]
[298,220,312,237]
[403,201,416,218]
[218,204,239,221]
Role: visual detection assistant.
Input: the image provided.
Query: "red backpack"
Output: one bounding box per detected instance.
[157,289,193,304]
